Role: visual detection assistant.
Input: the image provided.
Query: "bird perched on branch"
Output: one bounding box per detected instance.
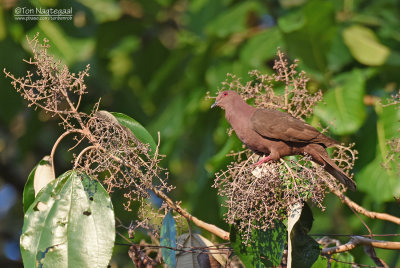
[211,90,356,191]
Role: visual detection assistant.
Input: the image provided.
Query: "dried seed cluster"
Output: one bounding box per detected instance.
[4,34,172,214]
[212,49,357,242]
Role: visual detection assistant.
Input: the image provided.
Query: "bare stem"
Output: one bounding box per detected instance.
[50,129,85,177]
[74,145,97,169]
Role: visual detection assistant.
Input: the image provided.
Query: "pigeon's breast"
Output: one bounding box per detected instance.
[228,115,271,154]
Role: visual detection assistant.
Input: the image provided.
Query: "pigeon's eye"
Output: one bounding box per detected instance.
[223,92,228,96]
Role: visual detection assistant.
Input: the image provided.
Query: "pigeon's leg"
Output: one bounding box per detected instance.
[253,155,272,166]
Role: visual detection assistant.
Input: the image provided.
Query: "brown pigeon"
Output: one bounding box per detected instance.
[211,90,356,191]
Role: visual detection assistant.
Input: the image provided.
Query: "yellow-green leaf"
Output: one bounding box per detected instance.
[343,25,390,66]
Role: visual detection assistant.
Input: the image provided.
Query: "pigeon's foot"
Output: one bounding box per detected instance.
[252,155,272,166]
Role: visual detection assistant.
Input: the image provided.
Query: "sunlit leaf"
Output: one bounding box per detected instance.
[20,171,115,268]
[33,155,54,197]
[23,156,55,214]
[343,25,390,66]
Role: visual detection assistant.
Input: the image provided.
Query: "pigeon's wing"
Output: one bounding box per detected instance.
[250,109,337,146]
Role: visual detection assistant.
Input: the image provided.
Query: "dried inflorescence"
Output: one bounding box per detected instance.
[216,49,323,119]
[4,33,89,131]
[76,111,174,209]
[212,49,357,242]
[4,34,172,215]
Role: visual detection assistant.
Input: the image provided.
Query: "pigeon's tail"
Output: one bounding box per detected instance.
[308,145,357,191]
[318,151,356,191]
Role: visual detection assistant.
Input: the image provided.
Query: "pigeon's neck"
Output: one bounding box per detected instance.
[225,98,255,126]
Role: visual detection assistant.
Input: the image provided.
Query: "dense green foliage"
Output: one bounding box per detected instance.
[1,0,400,266]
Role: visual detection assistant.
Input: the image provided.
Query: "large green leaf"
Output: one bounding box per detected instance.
[77,0,122,22]
[288,203,320,268]
[20,171,115,268]
[206,2,265,38]
[343,25,390,66]
[111,112,157,154]
[240,27,284,68]
[279,0,336,72]
[314,69,366,135]
[230,221,287,267]
[357,102,400,202]
[278,8,305,33]
[327,29,353,72]
[160,211,177,268]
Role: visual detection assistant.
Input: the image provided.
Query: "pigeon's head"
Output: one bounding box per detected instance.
[211,90,240,110]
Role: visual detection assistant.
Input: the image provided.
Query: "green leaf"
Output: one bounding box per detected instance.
[314,69,366,135]
[327,30,352,72]
[330,252,354,267]
[343,25,390,66]
[278,9,306,33]
[357,102,400,202]
[312,252,355,267]
[280,0,336,72]
[76,0,122,22]
[111,112,157,155]
[240,27,284,68]
[288,203,320,268]
[28,21,95,65]
[23,156,54,214]
[20,171,115,268]
[311,255,328,267]
[230,221,287,267]
[206,2,265,38]
[23,166,37,214]
[160,212,177,268]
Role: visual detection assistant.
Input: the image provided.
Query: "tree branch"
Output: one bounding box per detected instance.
[326,179,400,225]
[152,188,230,240]
[322,236,400,255]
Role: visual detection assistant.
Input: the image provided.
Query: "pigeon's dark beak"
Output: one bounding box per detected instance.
[211,101,218,108]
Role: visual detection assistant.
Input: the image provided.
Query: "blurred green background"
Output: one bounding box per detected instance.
[0,0,399,267]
